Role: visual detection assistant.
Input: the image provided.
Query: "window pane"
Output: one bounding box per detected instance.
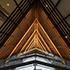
[22,57,35,63]
[0,11,7,27]
[66,17,70,26]
[36,64,55,70]
[15,64,34,70]
[16,0,22,4]
[51,0,58,5]
[57,0,70,17]
[0,0,17,15]
[15,64,55,70]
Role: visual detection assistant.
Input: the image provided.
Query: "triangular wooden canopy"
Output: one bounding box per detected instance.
[0,1,70,60]
[7,19,65,59]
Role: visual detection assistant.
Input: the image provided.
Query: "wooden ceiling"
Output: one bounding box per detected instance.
[0,3,70,60]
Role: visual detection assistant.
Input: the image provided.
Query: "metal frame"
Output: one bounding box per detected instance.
[55,0,61,8]
[0,51,70,70]
[65,13,70,19]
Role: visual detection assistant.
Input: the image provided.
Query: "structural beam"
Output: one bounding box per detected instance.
[55,0,61,7]
[65,13,70,19]
[0,53,70,70]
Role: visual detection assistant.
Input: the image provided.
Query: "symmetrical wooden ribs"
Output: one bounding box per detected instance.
[8,19,63,59]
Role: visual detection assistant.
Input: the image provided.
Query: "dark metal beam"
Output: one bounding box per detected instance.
[65,13,70,19]
[0,5,9,17]
[13,0,22,14]
[55,0,61,7]
[0,10,8,18]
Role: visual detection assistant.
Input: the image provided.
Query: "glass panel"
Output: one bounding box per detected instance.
[15,64,34,70]
[66,17,70,26]
[0,0,17,15]
[36,57,53,64]
[16,0,22,4]
[0,11,7,27]
[57,0,70,17]
[36,57,49,63]
[0,19,3,27]
[22,57,35,63]
[15,64,55,70]
[51,0,58,5]
[36,64,55,70]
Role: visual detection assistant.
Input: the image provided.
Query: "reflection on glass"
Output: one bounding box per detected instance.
[36,57,53,64]
[22,56,53,64]
[14,56,56,70]
[66,17,70,26]
[51,0,58,5]
[22,57,35,62]
[57,0,70,17]
[15,64,34,70]
[16,0,22,4]
[0,13,7,27]
[36,64,55,70]
[0,0,16,15]
[15,64,55,70]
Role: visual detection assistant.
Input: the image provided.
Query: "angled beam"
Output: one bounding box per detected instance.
[38,37,48,52]
[24,37,34,52]
[35,19,52,52]
[22,47,48,55]
[13,0,22,14]
[0,5,9,17]
[22,30,49,53]
[55,0,61,7]
[65,13,70,19]
[20,30,36,53]
[13,0,19,6]
[20,19,51,54]
[21,30,49,53]
[1,55,70,70]
[38,31,52,53]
